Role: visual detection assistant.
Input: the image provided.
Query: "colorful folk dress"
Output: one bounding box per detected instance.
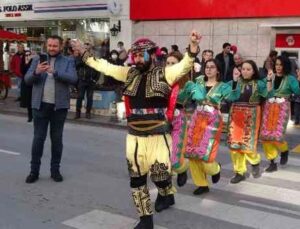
[183,76,234,162]
[227,79,267,153]
[260,75,300,142]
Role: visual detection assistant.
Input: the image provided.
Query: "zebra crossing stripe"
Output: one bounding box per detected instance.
[149,189,300,229]
[187,177,300,206]
[62,209,167,229]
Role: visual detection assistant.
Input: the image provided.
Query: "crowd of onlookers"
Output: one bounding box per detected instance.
[6,38,300,123]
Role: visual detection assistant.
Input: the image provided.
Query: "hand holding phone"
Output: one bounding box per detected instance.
[39,54,48,63]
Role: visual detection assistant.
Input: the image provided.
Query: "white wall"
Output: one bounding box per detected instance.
[132,17,300,67]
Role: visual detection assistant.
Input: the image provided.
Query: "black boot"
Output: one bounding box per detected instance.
[251,163,261,178]
[265,160,277,172]
[25,172,39,183]
[74,110,81,119]
[134,215,153,229]
[211,163,221,184]
[193,186,209,195]
[230,173,246,184]
[177,171,188,187]
[280,151,289,165]
[154,193,174,212]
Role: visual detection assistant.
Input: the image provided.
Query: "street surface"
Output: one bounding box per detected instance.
[0,114,299,229]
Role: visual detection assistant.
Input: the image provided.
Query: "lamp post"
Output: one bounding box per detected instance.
[110,20,121,37]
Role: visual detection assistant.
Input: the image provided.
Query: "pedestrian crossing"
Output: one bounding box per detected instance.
[63,157,300,229]
[62,210,167,229]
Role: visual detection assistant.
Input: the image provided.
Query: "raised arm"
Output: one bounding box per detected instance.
[165,31,201,85]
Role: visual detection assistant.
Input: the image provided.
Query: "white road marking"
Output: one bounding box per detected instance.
[261,169,300,182]
[222,162,300,183]
[62,209,167,229]
[239,200,300,217]
[0,149,20,156]
[149,189,300,229]
[187,177,300,206]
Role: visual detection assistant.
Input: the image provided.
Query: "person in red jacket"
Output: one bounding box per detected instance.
[10,43,25,101]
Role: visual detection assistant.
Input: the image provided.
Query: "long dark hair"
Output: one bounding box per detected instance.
[241,60,260,80]
[275,56,291,75]
[204,59,222,82]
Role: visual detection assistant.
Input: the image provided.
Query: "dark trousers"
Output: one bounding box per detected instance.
[294,102,300,124]
[76,84,94,113]
[30,103,68,174]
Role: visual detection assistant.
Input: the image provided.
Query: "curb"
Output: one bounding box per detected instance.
[0,109,127,131]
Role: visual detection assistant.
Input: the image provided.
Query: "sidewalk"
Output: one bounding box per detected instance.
[0,95,127,130]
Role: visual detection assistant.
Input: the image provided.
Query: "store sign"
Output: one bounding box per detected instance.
[130,0,300,20]
[276,34,300,48]
[0,4,33,13]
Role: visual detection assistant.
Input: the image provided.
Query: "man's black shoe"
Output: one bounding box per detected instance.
[265,161,277,172]
[154,193,174,212]
[51,172,63,182]
[280,151,289,165]
[134,215,153,229]
[177,171,188,187]
[251,163,261,178]
[211,163,221,184]
[86,112,91,119]
[193,186,209,195]
[230,173,246,184]
[25,173,39,183]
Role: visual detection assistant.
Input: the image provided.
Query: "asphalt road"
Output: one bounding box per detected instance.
[0,114,299,229]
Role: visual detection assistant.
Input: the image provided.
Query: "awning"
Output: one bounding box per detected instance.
[0,29,27,42]
[259,23,300,28]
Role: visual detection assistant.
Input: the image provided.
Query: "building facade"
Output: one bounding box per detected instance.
[130,0,300,67]
[0,0,132,51]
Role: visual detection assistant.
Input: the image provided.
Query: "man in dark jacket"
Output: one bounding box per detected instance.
[24,35,77,183]
[75,45,99,119]
[215,42,234,82]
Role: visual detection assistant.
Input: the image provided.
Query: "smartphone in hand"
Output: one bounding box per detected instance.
[39,54,48,63]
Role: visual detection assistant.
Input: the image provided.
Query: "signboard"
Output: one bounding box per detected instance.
[0,0,109,21]
[130,0,300,20]
[276,34,300,48]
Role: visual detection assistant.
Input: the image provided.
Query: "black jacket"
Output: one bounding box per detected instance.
[75,57,99,86]
[215,52,234,82]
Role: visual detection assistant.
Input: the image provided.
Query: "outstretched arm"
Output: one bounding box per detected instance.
[165,31,201,85]
[72,40,130,83]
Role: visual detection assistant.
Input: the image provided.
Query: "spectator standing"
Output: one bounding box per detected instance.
[75,43,100,119]
[233,53,243,72]
[20,49,33,122]
[117,41,128,63]
[215,42,234,82]
[10,43,25,101]
[24,35,78,183]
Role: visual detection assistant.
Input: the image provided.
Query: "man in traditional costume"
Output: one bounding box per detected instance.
[72,31,200,229]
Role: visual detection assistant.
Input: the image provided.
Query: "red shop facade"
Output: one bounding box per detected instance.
[130,0,300,67]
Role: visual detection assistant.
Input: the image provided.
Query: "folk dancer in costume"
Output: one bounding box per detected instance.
[72,31,201,229]
[261,56,300,172]
[227,61,268,184]
[165,51,191,187]
[180,59,235,195]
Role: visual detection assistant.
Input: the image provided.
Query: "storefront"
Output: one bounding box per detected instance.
[0,0,132,53]
[130,0,300,67]
[0,0,132,115]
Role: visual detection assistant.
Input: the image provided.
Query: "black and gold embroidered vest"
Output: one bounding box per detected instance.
[124,67,171,109]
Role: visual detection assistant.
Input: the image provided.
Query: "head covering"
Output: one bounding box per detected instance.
[230,45,237,54]
[131,38,157,54]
